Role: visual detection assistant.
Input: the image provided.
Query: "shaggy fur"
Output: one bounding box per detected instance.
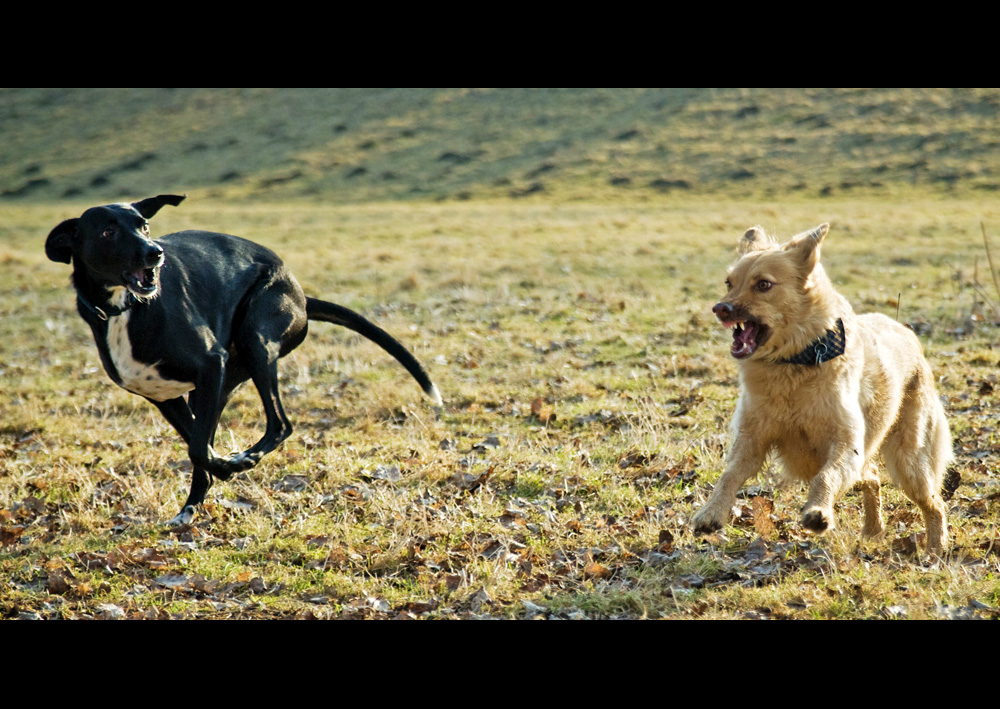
[692,223,951,555]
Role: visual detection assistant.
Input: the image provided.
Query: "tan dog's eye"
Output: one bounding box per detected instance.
[725,279,732,290]
[757,280,772,292]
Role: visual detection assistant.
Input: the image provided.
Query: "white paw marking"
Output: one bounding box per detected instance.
[167,506,195,526]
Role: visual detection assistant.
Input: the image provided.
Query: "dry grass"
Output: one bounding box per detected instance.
[2,196,1000,619]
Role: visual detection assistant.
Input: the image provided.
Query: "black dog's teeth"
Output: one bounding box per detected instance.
[124,268,157,294]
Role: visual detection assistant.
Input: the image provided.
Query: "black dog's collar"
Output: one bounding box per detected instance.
[782,318,846,365]
[77,291,139,321]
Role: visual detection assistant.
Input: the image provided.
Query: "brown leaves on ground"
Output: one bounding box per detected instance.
[0,538,283,619]
[752,496,777,540]
[530,397,556,425]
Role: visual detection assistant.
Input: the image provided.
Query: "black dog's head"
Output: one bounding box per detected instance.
[46,194,186,298]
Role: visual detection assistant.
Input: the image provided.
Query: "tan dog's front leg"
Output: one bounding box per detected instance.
[800,440,864,533]
[693,433,768,535]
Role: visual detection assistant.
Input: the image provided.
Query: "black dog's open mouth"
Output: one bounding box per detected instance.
[123,266,160,297]
[722,317,770,359]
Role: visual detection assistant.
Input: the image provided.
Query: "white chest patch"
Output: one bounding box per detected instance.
[106,311,195,402]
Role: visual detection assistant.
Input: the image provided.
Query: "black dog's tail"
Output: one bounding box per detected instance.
[306,297,442,406]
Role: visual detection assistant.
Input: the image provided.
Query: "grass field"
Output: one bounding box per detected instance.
[3,194,1000,619]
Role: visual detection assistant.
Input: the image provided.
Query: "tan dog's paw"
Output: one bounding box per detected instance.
[801,506,834,533]
[692,505,729,535]
[861,518,885,539]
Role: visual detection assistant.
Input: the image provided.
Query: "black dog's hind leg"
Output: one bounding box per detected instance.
[181,349,259,481]
[178,277,308,479]
[223,279,307,469]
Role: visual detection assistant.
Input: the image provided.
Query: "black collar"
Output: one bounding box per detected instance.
[782,318,846,365]
[76,291,138,321]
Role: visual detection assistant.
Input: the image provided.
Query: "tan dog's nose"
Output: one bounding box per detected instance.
[713,302,733,320]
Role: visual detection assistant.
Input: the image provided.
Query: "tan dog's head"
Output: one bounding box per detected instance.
[713,223,840,361]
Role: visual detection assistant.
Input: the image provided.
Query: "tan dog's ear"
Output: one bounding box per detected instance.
[782,223,830,273]
[738,226,777,255]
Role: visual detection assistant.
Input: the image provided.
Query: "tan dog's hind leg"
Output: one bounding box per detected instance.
[882,396,951,556]
[857,465,885,539]
[883,429,950,555]
[918,495,948,557]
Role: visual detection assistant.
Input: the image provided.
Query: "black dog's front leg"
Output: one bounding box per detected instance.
[152,353,268,525]
[152,396,214,526]
[170,468,212,526]
[153,365,249,526]
[151,396,195,445]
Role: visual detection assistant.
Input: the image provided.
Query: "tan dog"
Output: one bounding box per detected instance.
[692,223,950,555]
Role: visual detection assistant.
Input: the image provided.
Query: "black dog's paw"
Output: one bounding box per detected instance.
[227,451,260,471]
[166,505,196,527]
[204,451,260,478]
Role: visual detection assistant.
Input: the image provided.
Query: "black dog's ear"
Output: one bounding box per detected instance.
[132,194,186,219]
[45,218,78,264]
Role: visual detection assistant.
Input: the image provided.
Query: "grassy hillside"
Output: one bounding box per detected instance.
[4,88,1000,204]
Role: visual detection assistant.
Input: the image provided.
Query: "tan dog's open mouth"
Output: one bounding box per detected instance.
[722,317,769,359]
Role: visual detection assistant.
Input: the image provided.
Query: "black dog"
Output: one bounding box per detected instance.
[46,195,441,524]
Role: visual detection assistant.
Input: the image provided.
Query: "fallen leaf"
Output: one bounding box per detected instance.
[941,468,961,501]
[656,529,674,553]
[752,496,776,539]
[0,525,25,547]
[97,603,126,620]
[364,464,401,482]
[583,560,611,579]
[154,573,189,589]
[47,569,75,594]
[453,467,493,491]
[530,397,556,424]
[891,534,920,556]
[523,600,548,618]
[472,435,502,451]
[468,587,492,613]
[274,474,309,492]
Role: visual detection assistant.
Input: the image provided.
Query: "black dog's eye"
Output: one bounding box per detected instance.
[757,280,772,292]
[102,227,115,238]
[140,223,150,235]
